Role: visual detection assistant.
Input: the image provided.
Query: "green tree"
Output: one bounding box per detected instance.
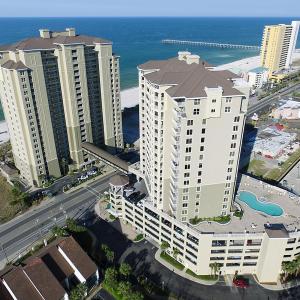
[101,244,114,264]
[70,283,87,300]
[119,262,132,278]
[117,281,132,299]
[104,267,118,289]
[51,225,67,237]
[130,291,144,300]
[66,218,86,233]
[160,241,170,253]
[209,262,221,277]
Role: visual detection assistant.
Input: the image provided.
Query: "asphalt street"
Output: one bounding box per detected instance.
[0,172,115,267]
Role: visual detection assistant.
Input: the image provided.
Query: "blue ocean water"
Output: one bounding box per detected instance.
[0,17,299,141]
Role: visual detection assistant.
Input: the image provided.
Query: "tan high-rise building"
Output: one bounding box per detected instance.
[0,28,123,186]
[260,21,300,73]
[138,52,249,221]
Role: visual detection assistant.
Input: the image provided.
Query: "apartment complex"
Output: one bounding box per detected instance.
[260,21,300,73]
[108,53,300,283]
[138,52,249,220]
[0,28,123,186]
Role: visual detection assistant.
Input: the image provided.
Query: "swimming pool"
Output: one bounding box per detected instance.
[238,191,283,217]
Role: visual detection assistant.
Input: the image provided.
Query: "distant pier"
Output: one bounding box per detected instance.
[161,39,261,50]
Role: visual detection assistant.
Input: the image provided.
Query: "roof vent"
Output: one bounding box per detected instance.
[39,29,51,39]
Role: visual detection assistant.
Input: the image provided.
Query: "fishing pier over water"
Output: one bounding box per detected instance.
[161,39,261,50]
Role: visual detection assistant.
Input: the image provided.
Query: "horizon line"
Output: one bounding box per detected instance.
[0,16,300,18]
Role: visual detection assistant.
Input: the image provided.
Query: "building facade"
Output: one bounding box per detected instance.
[138,52,249,220]
[247,67,269,89]
[0,28,123,186]
[260,21,300,73]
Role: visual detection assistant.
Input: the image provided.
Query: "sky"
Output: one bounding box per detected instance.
[1,0,300,17]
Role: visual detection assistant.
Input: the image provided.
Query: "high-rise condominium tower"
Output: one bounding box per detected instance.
[138,52,249,221]
[0,28,123,186]
[260,21,300,73]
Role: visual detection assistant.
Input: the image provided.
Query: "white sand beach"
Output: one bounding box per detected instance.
[0,121,9,144]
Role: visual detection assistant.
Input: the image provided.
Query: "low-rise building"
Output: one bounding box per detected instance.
[271,99,300,120]
[247,67,269,89]
[0,236,99,300]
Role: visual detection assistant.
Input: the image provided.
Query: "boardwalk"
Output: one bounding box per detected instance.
[162,39,260,50]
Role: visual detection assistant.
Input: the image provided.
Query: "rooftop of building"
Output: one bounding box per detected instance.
[191,175,300,235]
[249,66,269,73]
[0,236,97,300]
[0,28,111,52]
[138,52,245,99]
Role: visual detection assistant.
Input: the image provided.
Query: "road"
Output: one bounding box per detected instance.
[247,83,300,116]
[0,172,116,267]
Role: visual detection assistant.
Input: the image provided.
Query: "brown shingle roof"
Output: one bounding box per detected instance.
[40,246,74,282]
[139,57,243,98]
[58,236,97,279]
[2,267,42,300]
[0,35,111,52]
[24,257,66,300]
[1,60,29,70]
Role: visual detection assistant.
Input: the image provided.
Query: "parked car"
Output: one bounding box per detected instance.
[233,277,249,288]
[87,170,97,176]
[79,174,88,180]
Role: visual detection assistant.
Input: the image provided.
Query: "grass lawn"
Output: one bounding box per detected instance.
[186,269,218,281]
[246,159,268,177]
[160,252,185,270]
[0,176,22,223]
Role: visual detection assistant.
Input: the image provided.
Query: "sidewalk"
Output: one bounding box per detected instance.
[154,249,218,286]
[253,274,300,291]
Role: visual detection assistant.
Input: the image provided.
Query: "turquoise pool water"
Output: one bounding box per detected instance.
[238,191,283,217]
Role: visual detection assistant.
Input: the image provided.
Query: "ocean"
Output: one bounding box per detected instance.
[0,17,299,141]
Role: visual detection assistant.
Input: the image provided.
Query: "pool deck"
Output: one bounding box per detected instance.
[192,174,300,234]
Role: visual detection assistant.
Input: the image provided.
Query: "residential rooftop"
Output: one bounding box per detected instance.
[0,28,110,52]
[138,52,245,99]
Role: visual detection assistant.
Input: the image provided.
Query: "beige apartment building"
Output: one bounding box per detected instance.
[108,52,300,283]
[0,28,123,186]
[260,21,300,73]
[138,52,249,220]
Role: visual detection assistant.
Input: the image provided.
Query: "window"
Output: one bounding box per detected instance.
[187,120,193,126]
[201,137,205,143]
[194,99,200,105]
[230,151,235,157]
[185,156,191,162]
[232,134,237,140]
[184,180,189,185]
[200,146,204,152]
[193,108,200,115]
[211,109,216,113]
[228,159,234,165]
[212,99,216,103]
[202,128,206,134]
[184,172,190,178]
[186,138,192,144]
[186,147,192,153]
[199,154,203,160]
[198,171,202,176]
[226,175,232,181]
[199,163,203,168]
[230,143,236,149]
[185,164,191,169]
[196,187,201,192]
[233,125,238,131]
[183,203,188,208]
[183,195,188,201]
[197,178,201,184]
[183,188,188,193]
[225,107,231,113]
[226,97,232,103]
[187,129,193,135]
[227,168,233,173]
[234,116,240,122]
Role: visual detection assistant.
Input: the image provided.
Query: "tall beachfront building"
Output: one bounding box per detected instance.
[260,21,300,73]
[138,52,249,220]
[0,28,123,186]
